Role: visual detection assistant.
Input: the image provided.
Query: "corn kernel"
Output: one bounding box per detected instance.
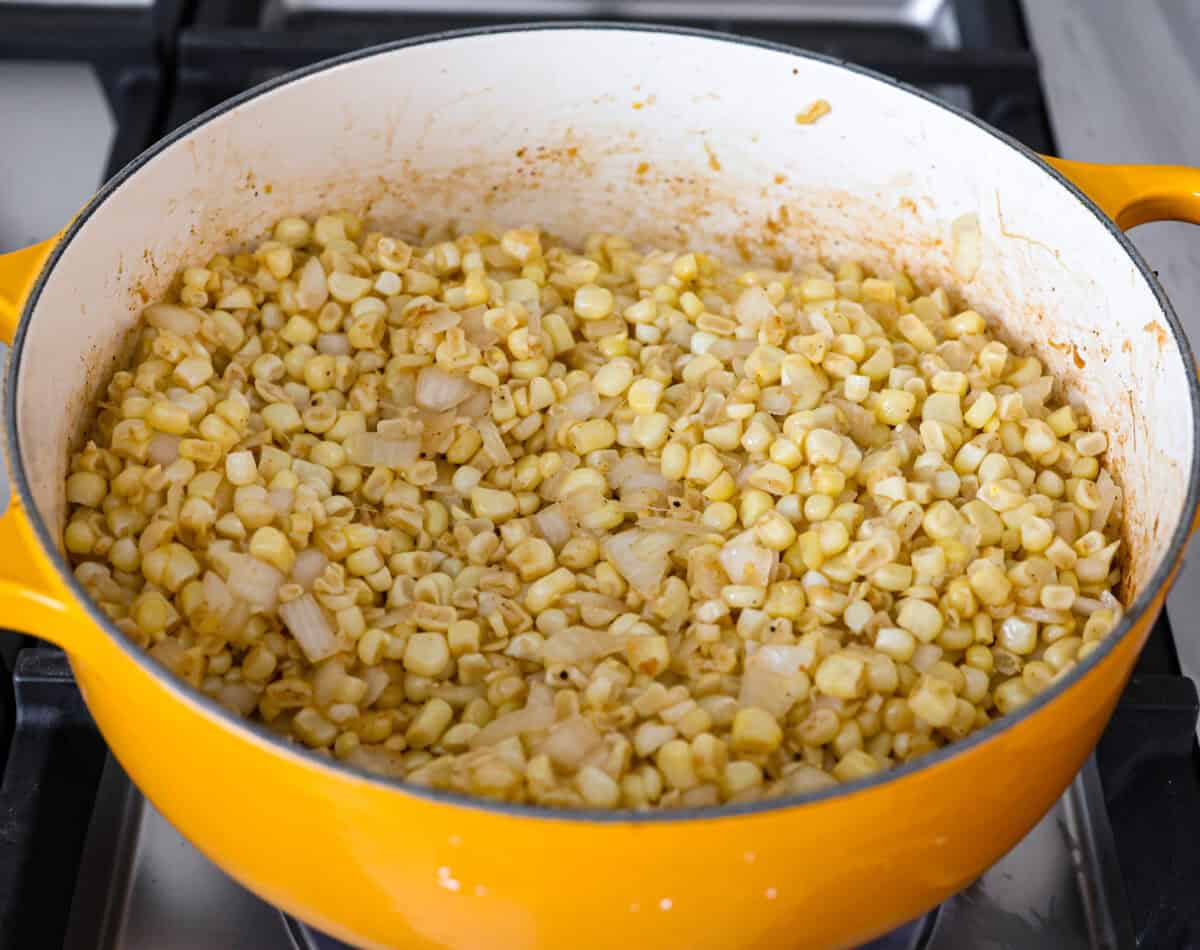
[731,707,783,754]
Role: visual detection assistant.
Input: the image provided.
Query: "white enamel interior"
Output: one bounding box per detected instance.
[15,27,1195,601]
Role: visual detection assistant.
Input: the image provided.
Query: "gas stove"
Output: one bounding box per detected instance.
[1,1,1199,948]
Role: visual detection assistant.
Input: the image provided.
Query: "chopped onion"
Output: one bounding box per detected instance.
[758,643,817,674]
[561,487,606,521]
[147,433,180,466]
[807,309,835,338]
[362,667,390,707]
[539,717,603,771]
[735,286,775,329]
[939,341,975,372]
[317,333,351,356]
[533,503,570,550]
[781,353,825,405]
[297,255,329,311]
[1092,469,1117,531]
[720,530,778,586]
[563,384,599,420]
[471,704,555,747]
[292,548,328,589]
[417,408,457,448]
[376,418,419,441]
[459,306,499,347]
[543,627,625,665]
[666,320,694,348]
[143,303,200,337]
[560,591,628,614]
[951,212,982,281]
[202,570,234,620]
[227,555,284,612]
[386,371,417,409]
[344,432,420,467]
[1018,606,1072,624]
[457,389,490,418]
[268,487,294,515]
[740,644,814,718]
[839,402,879,447]
[760,387,794,415]
[279,593,339,664]
[478,418,513,466]
[609,454,669,494]
[222,598,251,641]
[418,309,460,334]
[696,392,725,425]
[604,529,678,596]
[687,545,726,600]
[416,365,480,411]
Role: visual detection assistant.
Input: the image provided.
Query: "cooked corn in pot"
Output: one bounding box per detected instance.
[63,212,1126,809]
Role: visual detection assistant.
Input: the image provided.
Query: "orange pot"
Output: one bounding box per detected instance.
[1,25,1199,950]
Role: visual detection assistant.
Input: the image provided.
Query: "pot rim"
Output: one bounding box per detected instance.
[9,21,1199,825]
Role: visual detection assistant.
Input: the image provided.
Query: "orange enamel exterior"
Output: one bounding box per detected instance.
[1045,158,1200,229]
[0,491,1171,949]
[0,33,1197,950]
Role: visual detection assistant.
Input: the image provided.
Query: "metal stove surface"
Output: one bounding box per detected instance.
[64,749,1133,950]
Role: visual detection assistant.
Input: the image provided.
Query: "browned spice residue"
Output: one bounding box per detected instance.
[795,99,832,125]
[1143,321,1169,351]
[635,162,650,176]
[704,142,722,172]
[765,205,791,235]
[1072,345,1086,369]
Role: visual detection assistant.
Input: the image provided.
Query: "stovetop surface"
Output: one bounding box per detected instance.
[1,1,1199,948]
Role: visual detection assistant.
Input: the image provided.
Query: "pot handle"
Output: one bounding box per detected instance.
[0,237,56,344]
[0,496,83,643]
[0,237,94,655]
[1042,157,1200,229]
[1046,158,1200,539]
